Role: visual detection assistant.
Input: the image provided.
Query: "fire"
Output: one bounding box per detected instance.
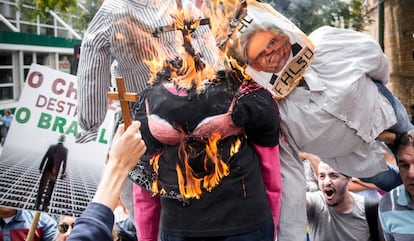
[177,161,203,199]
[150,153,161,196]
[142,0,251,199]
[141,0,255,90]
[144,5,219,92]
[199,0,254,82]
[175,132,242,199]
[230,137,241,156]
[148,132,242,199]
[199,0,241,47]
[203,132,230,192]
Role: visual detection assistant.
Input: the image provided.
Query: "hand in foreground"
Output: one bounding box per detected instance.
[107,121,147,172]
[93,121,146,210]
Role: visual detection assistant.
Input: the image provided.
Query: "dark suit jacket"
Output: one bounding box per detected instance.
[39,143,68,177]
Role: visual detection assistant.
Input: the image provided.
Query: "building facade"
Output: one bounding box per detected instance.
[0,0,82,112]
[365,0,414,117]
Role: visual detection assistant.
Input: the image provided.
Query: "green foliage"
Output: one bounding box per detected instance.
[35,0,77,15]
[18,0,77,20]
[260,0,370,34]
[65,0,101,32]
[17,0,101,32]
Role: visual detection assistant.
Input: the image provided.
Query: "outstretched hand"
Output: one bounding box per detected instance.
[107,121,147,173]
[92,121,146,210]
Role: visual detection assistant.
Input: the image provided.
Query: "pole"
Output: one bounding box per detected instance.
[378,0,384,51]
[25,211,41,241]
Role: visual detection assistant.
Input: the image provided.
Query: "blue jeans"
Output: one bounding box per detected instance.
[160,218,274,241]
[375,81,414,135]
[360,82,411,191]
[360,162,402,192]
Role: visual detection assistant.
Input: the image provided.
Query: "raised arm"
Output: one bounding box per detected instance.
[67,121,146,241]
[299,151,321,181]
[93,121,146,209]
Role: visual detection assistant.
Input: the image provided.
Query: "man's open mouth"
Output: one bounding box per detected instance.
[324,189,335,198]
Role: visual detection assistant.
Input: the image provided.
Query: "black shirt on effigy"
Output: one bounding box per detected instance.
[133,74,280,237]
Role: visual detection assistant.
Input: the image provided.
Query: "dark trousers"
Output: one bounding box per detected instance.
[361,81,413,192]
[360,162,402,192]
[35,172,57,211]
[160,218,274,241]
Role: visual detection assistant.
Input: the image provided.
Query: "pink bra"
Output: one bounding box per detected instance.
[146,96,243,146]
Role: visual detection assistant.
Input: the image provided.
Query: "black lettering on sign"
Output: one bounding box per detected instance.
[238,16,253,34]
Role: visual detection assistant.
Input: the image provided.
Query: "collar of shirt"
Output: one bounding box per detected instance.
[283,68,325,104]
[303,68,325,92]
[1,211,18,225]
[5,209,25,224]
[397,185,413,207]
[3,216,14,224]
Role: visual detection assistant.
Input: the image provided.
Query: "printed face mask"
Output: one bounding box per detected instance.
[229,1,315,100]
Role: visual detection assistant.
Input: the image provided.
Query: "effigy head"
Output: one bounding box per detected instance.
[223,0,315,100]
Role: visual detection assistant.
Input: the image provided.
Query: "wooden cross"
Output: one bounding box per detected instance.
[151,7,210,71]
[107,77,139,128]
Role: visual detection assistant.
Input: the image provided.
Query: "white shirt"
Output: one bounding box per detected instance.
[279,26,396,178]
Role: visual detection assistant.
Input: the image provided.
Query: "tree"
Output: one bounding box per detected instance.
[18,0,101,32]
[68,0,102,32]
[18,0,76,19]
[260,0,370,34]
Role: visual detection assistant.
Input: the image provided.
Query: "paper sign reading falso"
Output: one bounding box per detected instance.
[0,63,115,217]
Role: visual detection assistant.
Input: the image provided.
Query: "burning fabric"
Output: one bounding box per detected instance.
[119,0,283,240]
[76,0,223,143]
[129,34,281,241]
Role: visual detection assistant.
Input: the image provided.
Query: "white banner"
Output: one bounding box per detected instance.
[0,64,115,217]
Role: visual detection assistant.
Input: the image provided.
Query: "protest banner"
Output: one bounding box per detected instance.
[0,63,115,217]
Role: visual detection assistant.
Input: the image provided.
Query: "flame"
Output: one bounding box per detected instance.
[141,0,255,92]
[142,0,254,199]
[203,132,230,191]
[198,0,255,84]
[114,0,254,92]
[150,153,161,197]
[199,0,240,47]
[230,137,241,156]
[176,138,203,199]
[144,5,218,92]
[177,161,203,199]
[148,134,242,199]
[174,133,245,199]
[146,55,169,87]
[150,153,160,173]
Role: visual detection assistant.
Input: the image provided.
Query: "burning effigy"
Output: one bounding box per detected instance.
[127,1,282,239]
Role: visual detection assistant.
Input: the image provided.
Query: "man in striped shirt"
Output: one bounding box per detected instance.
[379,130,414,241]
